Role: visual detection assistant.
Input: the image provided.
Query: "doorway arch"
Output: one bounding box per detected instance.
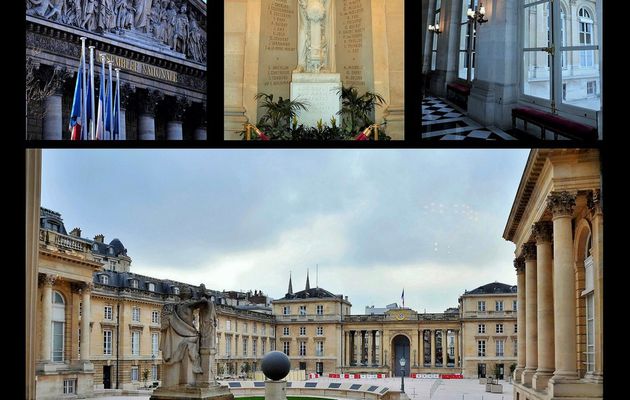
[391,335,410,377]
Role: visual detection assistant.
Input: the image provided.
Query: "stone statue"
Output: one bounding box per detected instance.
[160,285,216,387]
[134,0,152,32]
[115,0,136,30]
[98,0,116,31]
[63,0,82,26]
[296,0,336,73]
[173,4,189,54]
[28,0,63,21]
[82,0,98,30]
[165,2,178,48]
[186,17,205,63]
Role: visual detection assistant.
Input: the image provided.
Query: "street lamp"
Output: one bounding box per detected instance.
[399,357,406,393]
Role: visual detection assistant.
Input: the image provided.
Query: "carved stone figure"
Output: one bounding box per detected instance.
[134,0,152,32]
[82,0,98,30]
[160,286,216,387]
[165,2,178,48]
[186,17,203,62]
[296,0,335,73]
[115,0,136,30]
[97,0,116,31]
[173,5,189,54]
[62,0,82,26]
[28,0,63,21]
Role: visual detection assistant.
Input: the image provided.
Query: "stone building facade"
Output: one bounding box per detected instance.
[503,149,603,399]
[26,0,207,140]
[459,282,518,379]
[34,206,522,398]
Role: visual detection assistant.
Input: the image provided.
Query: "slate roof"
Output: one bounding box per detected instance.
[278,287,343,301]
[465,282,517,295]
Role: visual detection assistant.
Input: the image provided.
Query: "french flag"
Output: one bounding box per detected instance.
[95,60,106,140]
[68,54,84,140]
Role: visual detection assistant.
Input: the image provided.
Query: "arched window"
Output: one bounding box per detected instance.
[582,230,594,373]
[431,0,442,71]
[52,291,65,362]
[579,8,594,67]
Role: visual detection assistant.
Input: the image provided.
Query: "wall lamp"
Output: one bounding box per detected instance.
[428,24,442,34]
[467,2,488,25]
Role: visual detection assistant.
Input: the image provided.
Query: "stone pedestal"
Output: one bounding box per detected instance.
[265,379,287,400]
[290,73,341,128]
[150,383,234,400]
[139,114,156,140]
[167,121,183,140]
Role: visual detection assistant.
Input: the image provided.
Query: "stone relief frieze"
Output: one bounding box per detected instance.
[27,0,207,64]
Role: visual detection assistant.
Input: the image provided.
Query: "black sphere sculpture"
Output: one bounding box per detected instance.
[261,351,291,381]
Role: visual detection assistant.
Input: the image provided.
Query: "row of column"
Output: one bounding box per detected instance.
[514,190,603,391]
[345,330,380,366]
[420,329,458,368]
[39,274,92,363]
[36,65,207,140]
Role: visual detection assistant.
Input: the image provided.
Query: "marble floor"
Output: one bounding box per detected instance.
[422,97,518,140]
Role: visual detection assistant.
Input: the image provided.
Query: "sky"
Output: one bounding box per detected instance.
[41,149,529,313]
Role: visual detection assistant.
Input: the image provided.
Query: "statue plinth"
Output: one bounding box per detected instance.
[290,72,341,128]
[150,383,234,400]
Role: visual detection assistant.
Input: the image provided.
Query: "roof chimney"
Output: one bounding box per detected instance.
[69,227,82,237]
[94,234,105,243]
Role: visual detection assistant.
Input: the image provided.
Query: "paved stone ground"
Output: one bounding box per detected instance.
[93,378,514,400]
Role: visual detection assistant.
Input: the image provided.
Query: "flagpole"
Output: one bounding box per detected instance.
[108,60,113,141]
[115,68,121,140]
[89,46,96,140]
[80,37,87,140]
[100,53,106,140]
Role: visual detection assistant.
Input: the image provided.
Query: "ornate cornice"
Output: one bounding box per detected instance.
[547,191,576,217]
[532,221,553,244]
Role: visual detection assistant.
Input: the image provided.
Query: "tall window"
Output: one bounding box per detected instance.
[299,326,306,336]
[243,337,248,356]
[431,0,441,71]
[147,282,155,292]
[495,301,504,311]
[316,305,324,315]
[316,341,324,357]
[152,365,158,381]
[513,300,518,311]
[458,0,478,81]
[104,330,112,355]
[262,325,266,335]
[152,333,159,356]
[316,326,324,336]
[478,324,486,334]
[283,327,290,336]
[152,310,160,324]
[261,339,266,354]
[477,301,486,312]
[226,336,232,356]
[283,341,290,356]
[584,237,595,373]
[52,291,65,362]
[579,8,594,67]
[299,306,307,315]
[244,323,248,333]
[496,339,504,357]
[104,305,113,320]
[522,0,601,113]
[132,307,140,322]
[283,306,290,315]
[252,338,257,356]
[477,340,486,357]
[299,341,307,356]
[131,366,139,381]
[132,331,140,355]
[226,320,231,331]
[496,324,504,334]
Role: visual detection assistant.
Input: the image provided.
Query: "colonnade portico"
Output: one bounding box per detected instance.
[504,149,603,400]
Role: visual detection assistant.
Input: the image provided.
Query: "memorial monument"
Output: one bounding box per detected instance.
[150,285,234,400]
[224,0,404,139]
[290,0,341,128]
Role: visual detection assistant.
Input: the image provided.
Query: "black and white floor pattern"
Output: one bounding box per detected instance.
[422,97,517,140]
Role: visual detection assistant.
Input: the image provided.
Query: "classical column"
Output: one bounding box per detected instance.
[372,330,377,366]
[41,66,67,140]
[194,103,207,140]
[588,190,604,383]
[430,330,436,368]
[137,89,163,140]
[513,257,526,383]
[361,330,367,365]
[532,221,555,390]
[418,330,424,367]
[366,331,372,366]
[521,242,538,385]
[453,330,460,369]
[80,282,93,362]
[441,330,447,367]
[350,330,355,365]
[118,83,134,140]
[165,96,190,140]
[547,192,578,383]
[39,274,56,362]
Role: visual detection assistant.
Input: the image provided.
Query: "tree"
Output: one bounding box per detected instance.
[142,367,150,388]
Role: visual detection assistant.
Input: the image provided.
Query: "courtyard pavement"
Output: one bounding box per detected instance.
[92,377,514,400]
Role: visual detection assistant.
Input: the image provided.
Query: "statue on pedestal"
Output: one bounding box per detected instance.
[160,285,216,387]
[295,0,335,73]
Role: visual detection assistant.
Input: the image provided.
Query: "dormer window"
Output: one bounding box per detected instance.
[148,282,155,292]
[172,286,180,295]
[99,275,109,285]
[130,279,138,289]
[108,247,114,255]
[92,243,98,251]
